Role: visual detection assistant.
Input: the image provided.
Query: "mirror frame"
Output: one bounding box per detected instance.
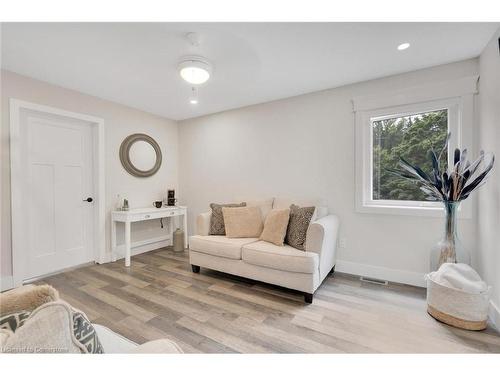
[119,133,162,177]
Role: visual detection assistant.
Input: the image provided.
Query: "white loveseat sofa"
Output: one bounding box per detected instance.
[189,198,340,303]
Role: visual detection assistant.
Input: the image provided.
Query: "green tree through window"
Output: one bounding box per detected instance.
[372,109,448,201]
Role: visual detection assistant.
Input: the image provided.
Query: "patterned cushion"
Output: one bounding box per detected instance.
[209,202,246,235]
[0,311,31,332]
[285,204,315,250]
[72,310,103,353]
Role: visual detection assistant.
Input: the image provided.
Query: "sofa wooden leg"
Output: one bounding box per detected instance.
[191,265,200,273]
[330,265,336,275]
[304,293,313,304]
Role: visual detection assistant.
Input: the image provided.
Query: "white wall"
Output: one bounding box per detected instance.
[0,56,489,291]
[477,28,500,326]
[1,70,179,280]
[178,59,480,287]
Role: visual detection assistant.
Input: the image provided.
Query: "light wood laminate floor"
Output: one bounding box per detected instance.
[38,247,500,353]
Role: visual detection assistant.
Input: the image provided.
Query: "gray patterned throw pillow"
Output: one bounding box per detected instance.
[285,204,315,250]
[0,311,31,332]
[72,311,103,353]
[209,202,246,235]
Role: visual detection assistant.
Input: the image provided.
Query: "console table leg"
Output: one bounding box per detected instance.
[125,221,131,267]
[183,213,188,248]
[111,220,117,262]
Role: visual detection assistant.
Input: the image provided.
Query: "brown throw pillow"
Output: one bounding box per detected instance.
[259,208,290,246]
[209,202,246,235]
[285,204,315,250]
[222,206,263,238]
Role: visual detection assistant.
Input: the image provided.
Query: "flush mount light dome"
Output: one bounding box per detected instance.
[178,56,212,85]
[397,42,410,51]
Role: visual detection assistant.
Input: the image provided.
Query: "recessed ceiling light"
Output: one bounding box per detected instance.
[397,42,410,51]
[178,56,212,85]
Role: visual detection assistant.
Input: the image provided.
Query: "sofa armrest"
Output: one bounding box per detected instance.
[196,211,212,236]
[305,214,340,281]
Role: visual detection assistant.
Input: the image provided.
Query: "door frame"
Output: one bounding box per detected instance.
[10,99,105,286]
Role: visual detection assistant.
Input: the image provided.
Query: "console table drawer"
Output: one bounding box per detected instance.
[112,207,186,223]
[134,210,182,221]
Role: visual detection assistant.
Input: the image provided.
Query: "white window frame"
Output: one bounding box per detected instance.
[354,76,477,217]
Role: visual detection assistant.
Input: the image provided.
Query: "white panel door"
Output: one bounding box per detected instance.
[20,110,94,280]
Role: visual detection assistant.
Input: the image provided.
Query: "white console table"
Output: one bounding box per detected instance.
[111,206,187,267]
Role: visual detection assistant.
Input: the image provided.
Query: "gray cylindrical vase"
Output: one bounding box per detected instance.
[173,228,185,253]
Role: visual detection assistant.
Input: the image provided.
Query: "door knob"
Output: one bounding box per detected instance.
[83,197,93,203]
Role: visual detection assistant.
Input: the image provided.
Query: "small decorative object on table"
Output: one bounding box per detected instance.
[426,263,491,330]
[122,199,129,211]
[389,133,495,271]
[167,189,177,206]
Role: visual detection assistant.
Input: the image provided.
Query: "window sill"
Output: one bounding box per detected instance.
[356,201,473,219]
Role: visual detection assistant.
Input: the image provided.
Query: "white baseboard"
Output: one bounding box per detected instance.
[98,235,172,264]
[1,276,14,292]
[489,301,500,330]
[335,260,426,287]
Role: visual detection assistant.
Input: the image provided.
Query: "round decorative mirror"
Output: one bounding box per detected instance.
[119,133,162,177]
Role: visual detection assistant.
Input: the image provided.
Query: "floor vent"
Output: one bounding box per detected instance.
[360,276,388,286]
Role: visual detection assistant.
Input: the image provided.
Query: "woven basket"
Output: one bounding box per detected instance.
[426,276,491,331]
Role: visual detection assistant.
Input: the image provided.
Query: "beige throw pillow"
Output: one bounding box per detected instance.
[222,206,263,238]
[259,208,290,246]
[209,202,246,235]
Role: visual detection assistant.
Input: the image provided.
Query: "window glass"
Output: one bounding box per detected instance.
[372,109,448,201]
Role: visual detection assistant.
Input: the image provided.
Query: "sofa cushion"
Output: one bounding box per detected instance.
[242,241,319,274]
[189,235,259,260]
[222,206,263,238]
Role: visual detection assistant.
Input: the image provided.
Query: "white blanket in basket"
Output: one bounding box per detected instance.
[428,263,488,294]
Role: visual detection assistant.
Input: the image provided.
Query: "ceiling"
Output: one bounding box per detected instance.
[1,23,498,120]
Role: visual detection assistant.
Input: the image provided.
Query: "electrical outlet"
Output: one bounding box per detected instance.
[338,238,347,249]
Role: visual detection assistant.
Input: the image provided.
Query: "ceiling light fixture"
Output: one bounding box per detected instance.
[178,56,212,85]
[397,42,410,51]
